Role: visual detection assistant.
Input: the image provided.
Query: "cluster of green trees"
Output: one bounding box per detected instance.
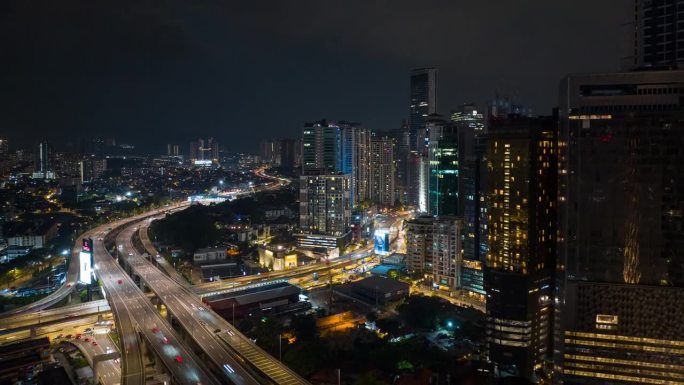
[149,191,297,256]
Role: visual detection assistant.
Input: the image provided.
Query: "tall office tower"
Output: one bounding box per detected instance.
[409,68,438,151]
[0,139,8,155]
[406,216,436,274]
[302,120,342,174]
[623,0,684,69]
[369,134,395,207]
[426,114,460,216]
[33,141,54,179]
[299,174,350,236]
[485,116,557,380]
[432,217,462,290]
[450,103,485,131]
[279,138,297,171]
[556,70,684,385]
[451,104,487,298]
[260,139,282,166]
[340,122,371,207]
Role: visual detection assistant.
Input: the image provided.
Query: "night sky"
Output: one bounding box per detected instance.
[1,1,629,153]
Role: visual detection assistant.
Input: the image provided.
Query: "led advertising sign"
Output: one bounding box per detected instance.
[79,237,94,285]
[374,229,390,255]
[79,251,92,285]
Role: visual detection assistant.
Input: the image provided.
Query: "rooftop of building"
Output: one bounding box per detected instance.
[352,275,410,293]
[204,280,300,306]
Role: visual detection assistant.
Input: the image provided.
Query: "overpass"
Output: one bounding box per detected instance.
[119,221,307,385]
[92,204,219,385]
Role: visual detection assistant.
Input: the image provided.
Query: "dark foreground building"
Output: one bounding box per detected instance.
[484,115,557,380]
[556,70,684,384]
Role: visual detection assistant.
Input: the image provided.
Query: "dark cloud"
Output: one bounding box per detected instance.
[0,1,630,153]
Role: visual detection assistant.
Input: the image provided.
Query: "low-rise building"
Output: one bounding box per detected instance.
[192,247,227,265]
[350,276,410,305]
[4,221,58,248]
[258,244,298,271]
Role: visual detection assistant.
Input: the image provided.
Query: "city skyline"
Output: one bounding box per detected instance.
[2,2,683,385]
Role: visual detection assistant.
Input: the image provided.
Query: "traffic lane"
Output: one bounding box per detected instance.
[118,229,259,385]
[107,228,219,385]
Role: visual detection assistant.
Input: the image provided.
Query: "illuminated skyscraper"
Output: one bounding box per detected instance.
[409,68,438,151]
[426,114,460,216]
[189,138,219,165]
[299,174,350,236]
[451,104,487,298]
[556,70,684,385]
[340,122,371,207]
[369,134,395,207]
[33,141,54,179]
[484,115,557,380]
[302,120,342,174]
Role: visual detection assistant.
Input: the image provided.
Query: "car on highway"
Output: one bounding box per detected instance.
[75,335,82,340]
[56,334,63,339]
[151,325,160,333]
[161,337,169,344]
[92,341,98,346]
[117,279,123,285]
[84,338,90,342]
[174,355,183,363]
[65,334,72,339]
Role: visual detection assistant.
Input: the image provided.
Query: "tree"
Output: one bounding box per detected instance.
[291,313,318,341]
[251,317,281,354]
[353,372,386,385]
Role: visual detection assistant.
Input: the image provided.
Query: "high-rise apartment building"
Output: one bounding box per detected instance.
[278,138,296,171]
[299,174,351,236]
[406,215,461,290]
[623,0,684,69]
[260,139,282,166]
[0,139,8,155]
[302,120,342,174]
[166,144,180,157]
[33,142,54,179]
[340,123,372,207]
[392,123,411,205]
[369,134,395,207]
[406,216,435,273]
[485,115,557,380]
[432,217,462,290]
[189,138,219,165]
[409,68,438,151]
[556,70,684,385]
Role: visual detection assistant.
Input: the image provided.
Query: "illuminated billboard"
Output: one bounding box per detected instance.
[79,251,92,285]
[374,229,390,255]
[82,238,93,253]
[79,237,94,285]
